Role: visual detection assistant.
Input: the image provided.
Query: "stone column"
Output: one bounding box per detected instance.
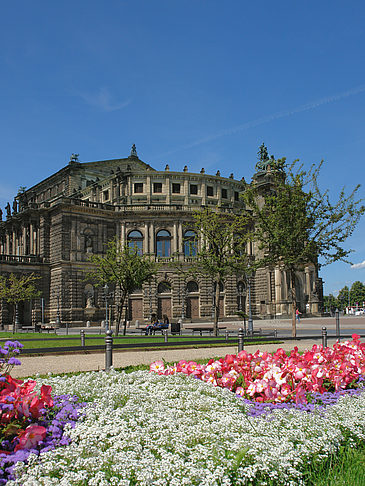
[144,222,149,254]
[166,176,171,205]
[173,222,178,253]
[178,222,183,256]
[146,175,151,204]
[149,222,155,254]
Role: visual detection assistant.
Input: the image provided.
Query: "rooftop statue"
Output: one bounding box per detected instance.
[255,143,285,172]
[5,203,11,219]
[130,144,138,157]
[69,153,79,164]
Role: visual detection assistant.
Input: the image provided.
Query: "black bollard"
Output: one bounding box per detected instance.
[335,308,340,338]
[322,327,328,348]
[225,329,229,342]
[105,330,113,371]
[80,329,85,347]
[238,328,244,353]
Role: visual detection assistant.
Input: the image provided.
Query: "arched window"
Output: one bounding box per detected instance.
[187,281,199,293]
[156,230,171,257]
[158,281,172,293]
[127,230,143,255]
[183,230,198,257]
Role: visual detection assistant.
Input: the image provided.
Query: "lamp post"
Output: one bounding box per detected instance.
[55,287,61,326]
[181,282,187,322]
[41,297,45,326]
[104,283,109,332]
[247,271,254,336]
[14,303,20,333]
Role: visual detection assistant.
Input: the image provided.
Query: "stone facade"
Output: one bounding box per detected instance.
[0,147,323,328]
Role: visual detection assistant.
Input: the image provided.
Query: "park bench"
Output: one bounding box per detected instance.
[185,327,227,336]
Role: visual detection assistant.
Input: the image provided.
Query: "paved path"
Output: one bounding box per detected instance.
[11,338,339,378]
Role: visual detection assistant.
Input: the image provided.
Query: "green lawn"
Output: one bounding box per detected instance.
[0,331,279,352]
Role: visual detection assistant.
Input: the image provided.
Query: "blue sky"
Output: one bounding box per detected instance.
[1,0,364,295]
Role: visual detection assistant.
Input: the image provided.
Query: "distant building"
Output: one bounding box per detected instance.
[0,146,323,328]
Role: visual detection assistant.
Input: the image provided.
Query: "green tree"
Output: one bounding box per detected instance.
[323,294,338,314]
[0,273,41,333]
[187,208,251,336]
[337,285,350,310]
[243,146,364,337]
[350,281,365,307]
[87,239,159,335]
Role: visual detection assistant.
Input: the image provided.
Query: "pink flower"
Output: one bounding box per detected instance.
[149,361,165,374]
[14,425,46,451]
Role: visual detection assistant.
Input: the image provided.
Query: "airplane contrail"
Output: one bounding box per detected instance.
[156,84,365,158]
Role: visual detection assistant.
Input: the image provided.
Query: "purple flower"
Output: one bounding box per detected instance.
[7,357,21,366]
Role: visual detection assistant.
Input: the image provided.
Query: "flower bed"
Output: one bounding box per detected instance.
[150,334,365,405]
[1,337,364,485]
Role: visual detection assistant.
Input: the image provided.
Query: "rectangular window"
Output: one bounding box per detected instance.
[234,191,239,201]
[103,190,109,201]
[190,184,198,195]
[153,182,162,193]
[134,183,143,193]
[221,188,228,199]
[172,183,181,194]
[207,186,214,197]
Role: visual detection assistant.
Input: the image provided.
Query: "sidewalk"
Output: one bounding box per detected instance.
[11,338,338,378]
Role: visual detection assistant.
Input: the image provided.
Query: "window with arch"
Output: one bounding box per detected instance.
[156,230,171,257]
[183,230,198,257]
[187,281,199,293]
[127,230,143,255]
[157,281,172,293]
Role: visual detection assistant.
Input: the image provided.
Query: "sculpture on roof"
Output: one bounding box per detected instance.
[5,203,11,219]
[255,143,285,172]
[69,153,79,164]
[130,144,138,157]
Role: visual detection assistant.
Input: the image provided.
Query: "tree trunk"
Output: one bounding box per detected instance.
[214,280,220,337]
[290,271,297,338]
[122,297,129,336]
[116,295,125,336]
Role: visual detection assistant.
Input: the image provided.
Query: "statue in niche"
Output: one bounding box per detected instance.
[85,234,93,253]
[84,285,95,309]
[86,292,94,308]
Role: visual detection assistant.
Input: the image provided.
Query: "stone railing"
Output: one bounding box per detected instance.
[0,254,44,264]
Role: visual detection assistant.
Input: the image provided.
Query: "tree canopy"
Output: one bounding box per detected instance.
[87,239,159,335]
[186,208,251,336]
[0,273,41,333]
[243,146,365,336]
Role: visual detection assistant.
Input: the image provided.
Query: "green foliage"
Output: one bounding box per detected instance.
[243,150,365,337]
[87,239,159,334]
[349,280,365,306]
[0,273,41,305]
[323,294,338,313]
[187,208,251,335]
[334,281,365,310]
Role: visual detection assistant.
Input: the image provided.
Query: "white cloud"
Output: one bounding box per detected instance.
[351,260,365,269]
[78,87,132,112]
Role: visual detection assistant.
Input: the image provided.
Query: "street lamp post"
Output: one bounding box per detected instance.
[181,282,187,322]
[14,303,20,332]
[41,297,45,326]
[247,276,253,335]
[104,283,109,332]
[55,288,61,326]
